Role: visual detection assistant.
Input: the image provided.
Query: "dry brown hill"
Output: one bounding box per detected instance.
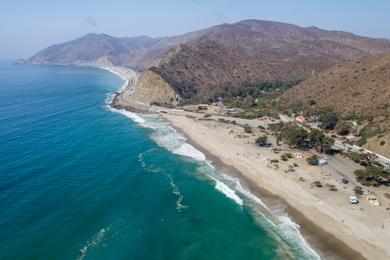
[281,53,390,117]
[136,20,390,103]
[281,53,390,157]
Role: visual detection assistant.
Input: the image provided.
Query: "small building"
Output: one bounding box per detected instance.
[367,196,380,206]
[295,115,306,123]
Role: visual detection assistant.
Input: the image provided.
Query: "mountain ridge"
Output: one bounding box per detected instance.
[129,20,390,103]
[29,19,390,104]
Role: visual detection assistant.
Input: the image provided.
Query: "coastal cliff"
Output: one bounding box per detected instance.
[112,67,181,111]
[131,69,181,106]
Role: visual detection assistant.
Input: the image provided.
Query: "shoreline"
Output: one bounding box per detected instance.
[106,66,389,259]
[170,123,364,260]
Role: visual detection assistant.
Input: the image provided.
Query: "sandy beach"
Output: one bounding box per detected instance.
[111,66,390,260]
[159,112,390,260]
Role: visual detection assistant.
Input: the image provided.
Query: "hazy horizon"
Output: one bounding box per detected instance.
[1,0,390,59]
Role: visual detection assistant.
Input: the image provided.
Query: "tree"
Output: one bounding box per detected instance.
[335,121,351,136]
[354,166,390,186]
[255,135,268,146]
[272,122,308,148]
[320,111,340,130]
[281,154,288,161]
[269,122,334,152]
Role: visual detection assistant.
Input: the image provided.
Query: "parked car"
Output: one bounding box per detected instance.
[317,159,328,166]
[349,196,359,204]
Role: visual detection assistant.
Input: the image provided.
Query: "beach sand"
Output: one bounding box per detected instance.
[111,66,390,259]
[159,112,390,260]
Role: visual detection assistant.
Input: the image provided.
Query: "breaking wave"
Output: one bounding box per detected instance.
[220,174,320,259]
[209,176,243,205]
[105,70,320,259]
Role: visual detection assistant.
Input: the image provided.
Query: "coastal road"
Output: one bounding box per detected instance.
[279,114,390,168]
[333,140,390,169]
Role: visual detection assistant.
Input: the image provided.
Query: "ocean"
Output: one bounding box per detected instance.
[0,61,319,259]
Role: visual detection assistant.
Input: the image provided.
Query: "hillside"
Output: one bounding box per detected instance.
[281,53,390,157]
[132,20,390,103]
[30,20,390,81]
[29,33,155,68]
[281,53,390,117]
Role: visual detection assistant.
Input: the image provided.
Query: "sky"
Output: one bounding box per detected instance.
[1,0,390,59]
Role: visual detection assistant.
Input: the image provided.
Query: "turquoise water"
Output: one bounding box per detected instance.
[0,62,318,259]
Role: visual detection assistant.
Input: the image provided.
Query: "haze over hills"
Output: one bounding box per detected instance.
[30,20,390,103]
[28,30,206,70]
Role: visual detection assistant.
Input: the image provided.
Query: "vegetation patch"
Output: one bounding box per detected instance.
[354,166,390,186]
[354,186,364,196]
[307,155,318,165]
[269,122,334,153]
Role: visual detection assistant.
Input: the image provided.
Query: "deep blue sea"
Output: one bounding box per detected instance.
[0,61,319,259]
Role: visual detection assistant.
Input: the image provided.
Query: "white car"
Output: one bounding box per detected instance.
[349,196,358,204]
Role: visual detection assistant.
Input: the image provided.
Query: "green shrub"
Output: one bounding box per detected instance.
[351,91,361,97]
[307,155,318,165]
[270,159,279,164]
[255,135,268,146]
[380,140,385,146]
[354,186,364,196]
[354,166,390,186]
[243,126,252,133]
[311,181,323,188]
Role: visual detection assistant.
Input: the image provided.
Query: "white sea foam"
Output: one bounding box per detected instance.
[99,66,130,106]
[138,153,146,168]
[103,69,319,259]
[222,174,271,211]
[78,227,110,260]
[209,176,243,205]
[277,214,321,259]
[167,175,187,211]
[100,67,129,92]
[148,123,206,161]
[103,68,206,162]
[111,108,146,124]
[173,143,206,161]
[220,174,320,259]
